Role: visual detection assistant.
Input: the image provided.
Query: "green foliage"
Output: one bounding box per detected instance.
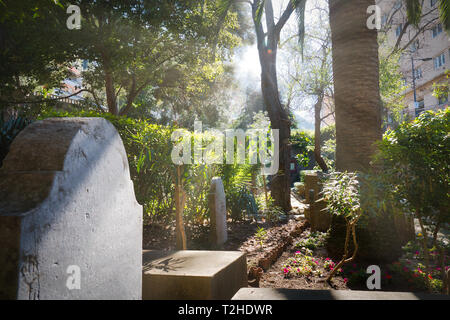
[221,164,259,221]
[321,172,361,220]
[256,193,284,223]
[226,184,258,222]
[38,108,268,226]
[378,49,408,123]
[295,231,327,252]
[432,70,449,102]
[0,115,32,167]
[290,130,313,168]
[0,0,75,101]
[1,0,242,125]
[375,109,450,226]
[322,172,405,263]
[255,226,267,249]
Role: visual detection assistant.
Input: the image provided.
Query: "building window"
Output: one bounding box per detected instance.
[434,53,446,69]
[381,14,388,26]
[410,40,419,52]
[415,99,425,109]
[290,163,295,171]
[415,99,425,117]
[396,24,403,37]
[432,23,443,38]
[394,0,402,9]
[414,67,423,79]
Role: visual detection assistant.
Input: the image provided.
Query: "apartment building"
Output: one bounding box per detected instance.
[378,0,449,121]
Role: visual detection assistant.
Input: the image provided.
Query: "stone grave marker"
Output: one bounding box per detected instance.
[209,177,227,246]
[0,117,142,300]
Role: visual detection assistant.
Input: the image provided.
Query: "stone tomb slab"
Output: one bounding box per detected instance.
[232,288,450,300]
[142,250,247,300]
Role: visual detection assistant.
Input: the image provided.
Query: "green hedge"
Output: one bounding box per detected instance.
[38,109,258,225]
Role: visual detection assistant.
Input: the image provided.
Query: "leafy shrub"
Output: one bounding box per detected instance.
[375,109,449,229]
[256,193,283,223]
[321,172,364,281]
[226,185,258,221]
[375,109,450,286]
[221,164,259,221]
[295,231,327,251]
[290,130,313,168]
[255,227,267,249]
[38,109,259,226]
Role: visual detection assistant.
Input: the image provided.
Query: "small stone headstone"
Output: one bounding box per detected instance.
[304,172,330,232]
[0,118,142,300]
[209,177,227,246]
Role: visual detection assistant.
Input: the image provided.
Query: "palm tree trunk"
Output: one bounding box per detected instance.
[329,0,382,172]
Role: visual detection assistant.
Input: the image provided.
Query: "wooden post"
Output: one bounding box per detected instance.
[175,165,187,250]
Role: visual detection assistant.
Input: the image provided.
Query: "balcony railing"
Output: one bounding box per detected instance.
[402,103,448,119]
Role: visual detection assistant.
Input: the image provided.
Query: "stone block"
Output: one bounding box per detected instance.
[0,118,142,300]
[142,250,247,300]
[232,288,450,300]
[304,172,330,232]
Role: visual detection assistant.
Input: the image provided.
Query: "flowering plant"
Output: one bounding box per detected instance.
[282,251,321,277]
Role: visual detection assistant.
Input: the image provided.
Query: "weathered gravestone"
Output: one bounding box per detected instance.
[0,118,142,300]
[209,177,227,246]
[304,172,330,232]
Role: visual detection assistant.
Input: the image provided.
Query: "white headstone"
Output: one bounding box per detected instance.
[209,177,227,246]
[0,118,142,299]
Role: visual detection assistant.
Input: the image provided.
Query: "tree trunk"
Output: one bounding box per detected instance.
[329,0,382,172]
[101,51,118,115]
[314,94,329,172]
[253,0,292,211]
[104,69,118,115]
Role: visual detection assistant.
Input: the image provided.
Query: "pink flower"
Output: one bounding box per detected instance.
[344,278,348,283]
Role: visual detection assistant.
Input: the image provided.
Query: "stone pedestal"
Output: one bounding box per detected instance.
[142,250,247,300]
[209,177,227,246]
[304,172,330,232]
[0,118,142,300]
